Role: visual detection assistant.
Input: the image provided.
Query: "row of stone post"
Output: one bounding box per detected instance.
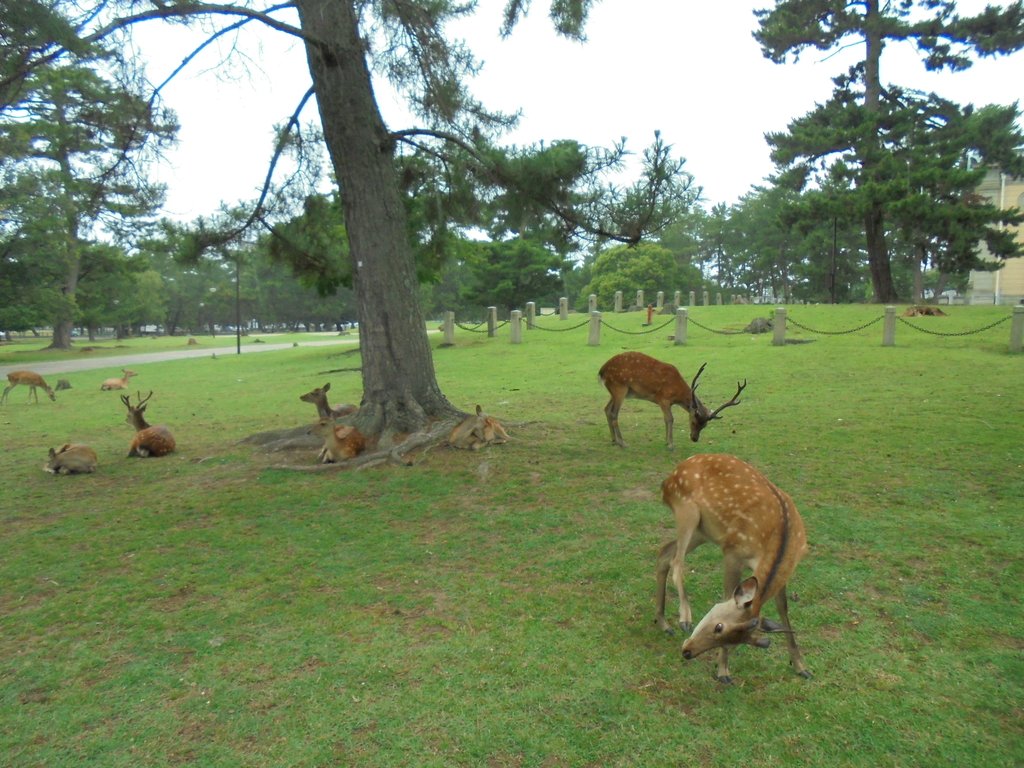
[442,305,1024,352]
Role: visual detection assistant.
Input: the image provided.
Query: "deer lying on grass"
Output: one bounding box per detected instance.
[660,453,810,683]
[1,371,56,404]
[448,405,510,450]
[307,418,366,463]
[44,444,98,475]
[598,352,745,448]
[101,368,137,390]
[299,382,358,420]
[121,391,176,457]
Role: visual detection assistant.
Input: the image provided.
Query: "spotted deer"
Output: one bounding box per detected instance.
[44,444,98,475]
[2,371,56,404]
[121,391,176,457]
[598,352,745,448]
[660,453,810,683]
[299,382,357,420]
[307,418,366,463]
[101,368,137,390]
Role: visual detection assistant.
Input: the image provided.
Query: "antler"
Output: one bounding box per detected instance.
[708,379,747,420]
[689,362,709,394]
[135,390,154,407]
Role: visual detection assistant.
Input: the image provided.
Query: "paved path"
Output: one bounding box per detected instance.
[0,337,360,379]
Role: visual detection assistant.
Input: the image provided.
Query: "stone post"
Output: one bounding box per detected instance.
[883,305,896,347]
[772,307,787,346]
[588,294,597,313]
[1011,305,1024,353]
[614,291,623,313]
[442,311,455,346]
[588,311,601,346]
[674,307,688,346]
[559,297,568,320]
[487,306,497,338]
[656,291,664,310]
[510,310,522,344]
[525,301,536,329]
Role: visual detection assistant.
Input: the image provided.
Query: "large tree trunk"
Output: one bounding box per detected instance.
[860,0,899,304]
[296,0,457,443]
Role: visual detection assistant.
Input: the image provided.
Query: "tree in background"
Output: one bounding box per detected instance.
[756,0,1024,302]
[462,237,566,314]
[582,243,701,310]
[0,42,176,347]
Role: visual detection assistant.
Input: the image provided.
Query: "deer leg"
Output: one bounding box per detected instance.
[655,540,676,633]
[0,385,11,404]
[773,587,811,679]
[661,404,675,449]
[671,506,704,632]
[605,396,626,447]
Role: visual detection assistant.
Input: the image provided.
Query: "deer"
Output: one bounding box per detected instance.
[1,370,56,405]
[44,444,98,475]
[101,369,137,390]
[299,382,358,420]
[598,352,745,449]
[120,391,176,457]
[307,417,366,463]
[448,405,510,450]
[660,453,811,683]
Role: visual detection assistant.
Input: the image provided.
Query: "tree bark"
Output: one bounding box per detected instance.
[295,0,457,442]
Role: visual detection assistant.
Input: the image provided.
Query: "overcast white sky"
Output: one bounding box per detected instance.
[135,1,1024,221]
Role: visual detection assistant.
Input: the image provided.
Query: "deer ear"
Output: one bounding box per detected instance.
[323,383,331,392]
[733,577,759,607]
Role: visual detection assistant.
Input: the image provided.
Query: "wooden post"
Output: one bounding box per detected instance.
[1011,305,1024,353]
[510,310,522,344]
[674,307,688,346]
[588,311,601,346]
[443,311,455,345]
[487,306,497,338]
[525,301,536,329]
[614,291,623,312]
[559,297,568,320]
[772,306,787,346]
[883,305,896,346]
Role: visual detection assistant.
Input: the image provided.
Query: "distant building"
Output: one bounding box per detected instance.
[966,169,1024,305]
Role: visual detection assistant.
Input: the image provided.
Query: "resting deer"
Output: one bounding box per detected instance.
[101,368,137,390]
[121,391,176,457]
[599,352,745,448]
[307,418,366,462]
[448,405,510,450]
[660,453,810,683]
[299,382,358,420]
[44,444,98,475]
[2,371,56,404]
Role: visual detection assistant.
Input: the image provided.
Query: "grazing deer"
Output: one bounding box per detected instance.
[448,405,510,450]
[307,418,366,463]
[299,382,358,420]
[1,370,56,405]
[44,444,98,475]
[660,453,810,683]
[599,352,745,448]
[120,391,176,457]
[101,369,137,390]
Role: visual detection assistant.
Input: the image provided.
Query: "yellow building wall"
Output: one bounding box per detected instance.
[967,169,1024,305]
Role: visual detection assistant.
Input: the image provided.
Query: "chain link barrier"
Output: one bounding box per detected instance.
[786,315,883,335]
[687,316,749,336]
[598,317,675,335]
[896,314,1010,337]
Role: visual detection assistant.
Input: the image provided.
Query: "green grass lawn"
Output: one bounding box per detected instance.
[1,305,1021,767]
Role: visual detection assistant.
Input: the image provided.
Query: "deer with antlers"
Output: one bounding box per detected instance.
[659,453,811,683]
[120,391,176,457]
[598,352,745,448]
[1,371,56,405]
[101,368,137,391]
